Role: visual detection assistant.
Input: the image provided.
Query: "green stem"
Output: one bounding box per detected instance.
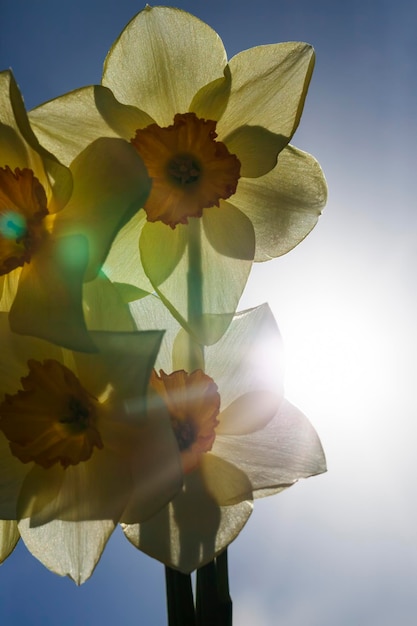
[165,566,196,626]
[187,218,204,372]
[217,550,233,625]
[187,218,203,324]
[196,561,219,626]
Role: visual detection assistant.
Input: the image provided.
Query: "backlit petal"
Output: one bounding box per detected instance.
[121,397,183,524]
[205,303,285,408]
[0,520,19,563]
[0,431,29,519]
[140,207,255,345]
[18,516,115,584]
[0,70,72,214]
[212,399,327,494]
[218,43,315,141]
[29,85,154,167]
[122,469,252,573]
[232,145,327,261]
[73,328,163,402]
[102,210,153,294]
[54,137,151,280]
[16,452,130,524]
[102,6,227,126]
[9,235,95,352]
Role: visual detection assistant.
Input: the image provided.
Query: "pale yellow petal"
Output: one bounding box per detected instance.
[102,210,154,293]
[103,6,227,126]
[232,145,327,261]
[199,454,253,505]
[0,520,20,563]
[54,137,151,281]
[122,470,252,573]
[140,207,254,345]
[0,70,72,212]
[18,516,115,584]
[216,391,281,436]
[29,85,153,167]
[218,42,315,141]
[0,431,29,519]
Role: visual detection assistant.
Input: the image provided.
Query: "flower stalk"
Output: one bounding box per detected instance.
[165,567,196,626]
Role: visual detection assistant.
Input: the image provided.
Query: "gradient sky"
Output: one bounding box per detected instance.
[1,1,416,624]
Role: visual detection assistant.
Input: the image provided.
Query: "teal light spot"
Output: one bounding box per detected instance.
[0,211,27,240]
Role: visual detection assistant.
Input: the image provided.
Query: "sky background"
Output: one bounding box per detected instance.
[1,0,416,624]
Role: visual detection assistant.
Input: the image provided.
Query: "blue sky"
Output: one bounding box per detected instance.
[1,1,416,624]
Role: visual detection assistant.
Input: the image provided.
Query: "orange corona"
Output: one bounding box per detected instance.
[150,368,220,473]
[0,166,48,275]
[132,112,240,228]
[0,359,103,469]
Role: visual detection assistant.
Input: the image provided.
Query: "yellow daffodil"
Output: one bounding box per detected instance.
[29,6,327,344]
[122,297,326,572]
[0,313,183,583]
[0,70,151,351]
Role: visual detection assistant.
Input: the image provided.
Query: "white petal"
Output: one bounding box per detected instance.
[205,303,285,408]
[212,399,327,493]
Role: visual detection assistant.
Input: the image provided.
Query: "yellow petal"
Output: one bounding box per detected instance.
[217,42,315,141]
[199,453,253,505]
[0,520,19,563]
[0,70,72,213]
[140,206,255,345]
[83,271,136,332]
[122,473,252,573]
[102,210,153,293]
[102,6,227,126]
[9,235,96,352]
[121,395,183,524]
[224,125,286,178]
[18,516,115,584]
[54,137,151,281]
[232,145,327,261]
[0,430,29,519]
[216,391,281,435]
[16,452,130,525]
[29,85,154,167]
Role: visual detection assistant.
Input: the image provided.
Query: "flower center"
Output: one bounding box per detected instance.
[150,369,220,474]
[131,112,241,228]
[0,167,48,275]
[0,359,103,469]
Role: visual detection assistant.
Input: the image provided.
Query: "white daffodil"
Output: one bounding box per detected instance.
[121,297,326,572]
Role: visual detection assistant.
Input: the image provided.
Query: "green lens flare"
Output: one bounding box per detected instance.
[0,211,27,239]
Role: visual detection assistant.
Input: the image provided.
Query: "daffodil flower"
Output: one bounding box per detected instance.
[122,297,326,572]
[29,6,327,344]
[0,313,183,583]
[0,70,151,351]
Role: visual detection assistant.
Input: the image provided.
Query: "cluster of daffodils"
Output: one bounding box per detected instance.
[0,6,327,584]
